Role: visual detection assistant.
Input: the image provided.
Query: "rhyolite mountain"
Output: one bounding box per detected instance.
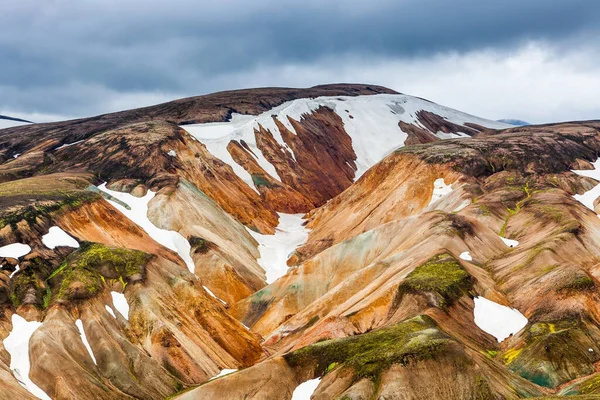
[1,84,600,399]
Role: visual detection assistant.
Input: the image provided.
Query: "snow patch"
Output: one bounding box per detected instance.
[41,226,79,249]
[292,378,321,400]
[246,213,309,283]
[75,319,97,365]
[3,314,50,400]
[13,153,21,159]
[105,305,116,319]
[473,296,528,342]
[209,368,237,380]
[203,285,227,305]
[56,139,84,150]
[573,159,600,212]
[459,251,472,261]
[111,292,130,320]
[167,149,177,157]
[0,243,31,278]
[499,236,519,247]
[427,178,453,208]
[98,183,195,274]
[0,243,31,259]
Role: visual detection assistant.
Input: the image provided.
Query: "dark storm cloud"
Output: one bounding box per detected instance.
[1,0,599,118]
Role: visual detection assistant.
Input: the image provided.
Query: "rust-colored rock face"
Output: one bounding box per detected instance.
[2,84,600,399]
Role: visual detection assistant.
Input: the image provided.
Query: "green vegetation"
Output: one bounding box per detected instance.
[504,320,597,388]
[42,242,151,304]
[399,253,473,307]
[478,204,491,216]
[284,315,454,383]
[561,372,600,395]
[485,349,499,359]
[0,192,99,229]
[557,275,595,294]
[10,269,45,308]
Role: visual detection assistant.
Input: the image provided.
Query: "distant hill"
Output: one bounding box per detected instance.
[0,114,33,129]
[497,118,530,126]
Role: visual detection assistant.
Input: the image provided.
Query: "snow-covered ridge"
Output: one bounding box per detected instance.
[181,94,510,193]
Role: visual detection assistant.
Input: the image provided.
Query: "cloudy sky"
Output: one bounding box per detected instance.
[1,0,599,124]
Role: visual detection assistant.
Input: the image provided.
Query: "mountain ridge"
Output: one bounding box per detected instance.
[1,84,600,399]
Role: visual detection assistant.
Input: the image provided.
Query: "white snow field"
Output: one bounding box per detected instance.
[75,319,97,365]
[209,369,237,381]
[499,236,519,248]
[98,183,195,274]
[111,292,130,320]
[181,94,509,193]
[41,226,79,249]
[573,159,600,212]
[459,251,472,261]
[3,314,51,400]
[246,213,310,283]
[291,378,321,400]
[473,296,528,342]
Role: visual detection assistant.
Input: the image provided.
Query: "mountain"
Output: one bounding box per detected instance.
[1,84,600,399]
[0,115,32,129]
[497,118,531,126]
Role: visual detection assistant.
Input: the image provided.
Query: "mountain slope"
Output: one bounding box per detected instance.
[1,84,599,399]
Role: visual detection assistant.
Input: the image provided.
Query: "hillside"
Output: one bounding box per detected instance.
[1,84,600,399]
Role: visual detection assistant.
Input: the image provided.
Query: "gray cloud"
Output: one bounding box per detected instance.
[1,0,599,122]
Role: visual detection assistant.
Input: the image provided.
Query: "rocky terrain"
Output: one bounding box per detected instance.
[1,84,600,399]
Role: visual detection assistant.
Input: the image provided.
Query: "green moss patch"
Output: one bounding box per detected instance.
[557,275,595,294]
[0,174,99,229]
[0,192,99,230]
[398,253,473,308]
[284,315,455,383]
[10,268,46,308]
[45,242,151,303]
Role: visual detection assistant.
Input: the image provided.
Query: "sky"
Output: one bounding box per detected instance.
[1,0,599,124]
